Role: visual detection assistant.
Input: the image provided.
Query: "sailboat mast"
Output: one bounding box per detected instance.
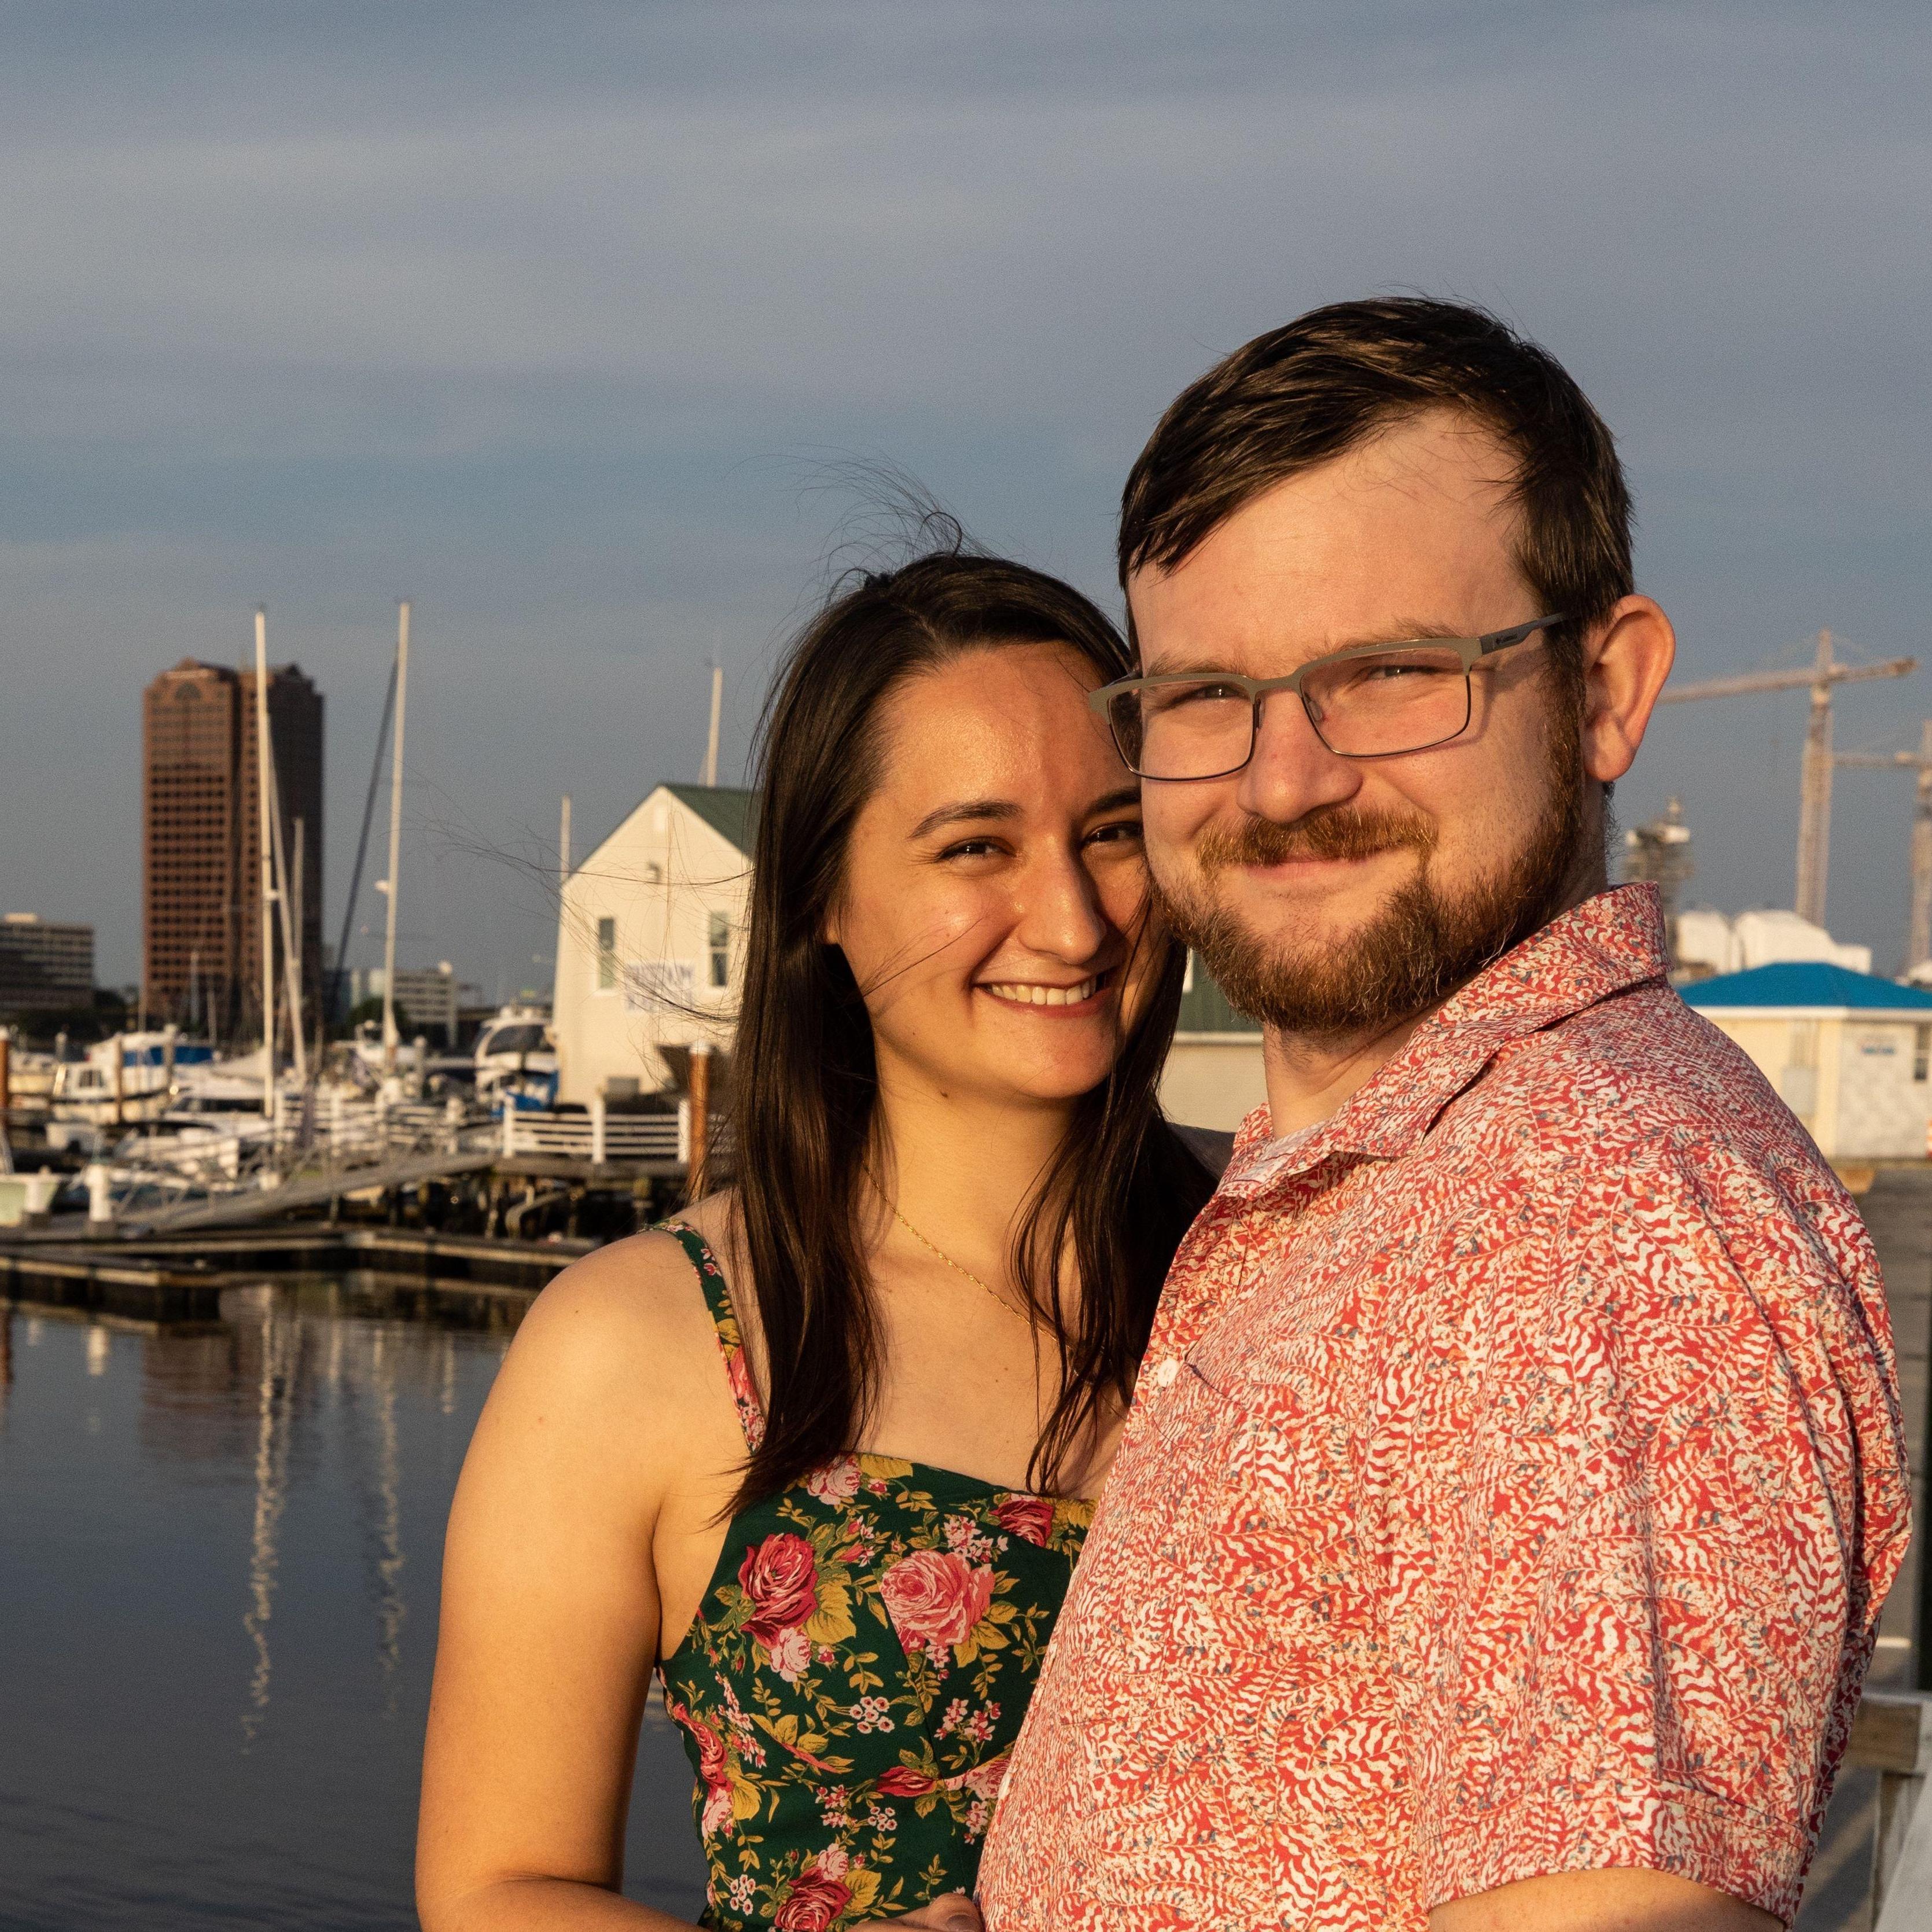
[268,753,308,1085]
[381,600,410,1075]
[254,607,276,1119]
[703,664,723,787]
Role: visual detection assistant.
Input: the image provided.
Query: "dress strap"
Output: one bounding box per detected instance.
[658,1221,766,1454]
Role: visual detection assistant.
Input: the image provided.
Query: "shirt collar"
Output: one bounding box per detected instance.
[1221,884,1668,1193]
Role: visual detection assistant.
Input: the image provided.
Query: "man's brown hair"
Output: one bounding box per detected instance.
[1118,297,1634,685]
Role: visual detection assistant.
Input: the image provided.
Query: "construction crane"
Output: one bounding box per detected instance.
[1658,628,1915,929]
[1834,719,1932,975]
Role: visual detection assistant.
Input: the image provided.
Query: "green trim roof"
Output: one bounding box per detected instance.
[1177,952,1260,1033]
[667,785,757,853]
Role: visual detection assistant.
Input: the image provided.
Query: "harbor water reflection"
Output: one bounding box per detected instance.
[0,1281,708,1930]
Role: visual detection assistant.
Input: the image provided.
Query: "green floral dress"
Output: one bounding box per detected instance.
[655,1224,1094,1931]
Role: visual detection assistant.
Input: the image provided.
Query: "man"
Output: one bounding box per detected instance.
[976,300,1910,1930]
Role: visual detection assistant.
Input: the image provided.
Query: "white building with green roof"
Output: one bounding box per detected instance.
[551,783,752,1105]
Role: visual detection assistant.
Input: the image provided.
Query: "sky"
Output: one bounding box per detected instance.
[2,1,1929,993]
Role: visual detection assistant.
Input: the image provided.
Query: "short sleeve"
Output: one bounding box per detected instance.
[1405,1139,1911,1924]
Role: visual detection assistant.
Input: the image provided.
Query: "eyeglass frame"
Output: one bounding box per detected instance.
[1088,613,1570,778]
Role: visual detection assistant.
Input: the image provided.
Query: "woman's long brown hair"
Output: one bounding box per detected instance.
[726,541,1215,1510]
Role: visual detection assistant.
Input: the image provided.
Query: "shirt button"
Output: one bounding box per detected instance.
[1154,1357,1180,1388]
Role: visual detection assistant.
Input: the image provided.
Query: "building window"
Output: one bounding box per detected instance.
[1915,1025,1930,1083]
[597,916,617,991]
[708,912,731,989]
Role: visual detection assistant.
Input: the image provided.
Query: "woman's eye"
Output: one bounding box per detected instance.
[939,838,1002,860]
[1086,820,1144,847]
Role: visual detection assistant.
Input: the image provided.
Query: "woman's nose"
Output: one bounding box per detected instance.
[1012,847,1112,962]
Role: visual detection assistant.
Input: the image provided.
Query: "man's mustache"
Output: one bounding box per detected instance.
[1195,806,1437,873]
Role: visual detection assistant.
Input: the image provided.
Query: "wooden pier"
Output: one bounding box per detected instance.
[0,1223,591,1324]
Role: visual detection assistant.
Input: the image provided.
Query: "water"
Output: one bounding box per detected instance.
[0,1281,708,1930]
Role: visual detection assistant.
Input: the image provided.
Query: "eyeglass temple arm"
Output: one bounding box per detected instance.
[1477,614,1567,658]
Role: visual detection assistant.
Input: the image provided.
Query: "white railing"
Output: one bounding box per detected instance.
[501,1101,687,1165]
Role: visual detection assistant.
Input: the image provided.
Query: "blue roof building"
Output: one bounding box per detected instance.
[1680,962,1932,1160]
[1681,962,1932,1015]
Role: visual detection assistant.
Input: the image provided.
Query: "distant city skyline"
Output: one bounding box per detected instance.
[1,3,1928,987]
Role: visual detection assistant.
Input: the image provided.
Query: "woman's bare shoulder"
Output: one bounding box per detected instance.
[487,1226,733,1451]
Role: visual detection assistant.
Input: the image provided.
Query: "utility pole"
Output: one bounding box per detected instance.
[1834,717,1932,975]
[1796,630,1836,928]
[380,600,410,1077]
[1658,630,1915,931]
[703,665,723,788]
[559,793,572,892]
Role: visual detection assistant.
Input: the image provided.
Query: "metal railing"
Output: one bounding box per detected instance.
[71,1095,498,1230]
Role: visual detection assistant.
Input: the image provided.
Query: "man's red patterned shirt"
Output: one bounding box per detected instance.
[980,885,1909,1929]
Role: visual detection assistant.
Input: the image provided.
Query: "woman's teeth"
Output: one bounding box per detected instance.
[982,976,1100,1007]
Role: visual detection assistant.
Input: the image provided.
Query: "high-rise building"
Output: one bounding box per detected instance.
[0,914,94,1017]
[143,660,241,1029]
[142,657,323,1039]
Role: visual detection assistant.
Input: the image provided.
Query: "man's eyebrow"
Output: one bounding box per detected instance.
[1142,619,1471,676]
[909,798,1020,839]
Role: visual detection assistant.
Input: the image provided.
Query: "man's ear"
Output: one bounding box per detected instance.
[1580,595,1676,785]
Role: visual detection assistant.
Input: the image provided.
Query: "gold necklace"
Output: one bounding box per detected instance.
[889,1205,1032,1322]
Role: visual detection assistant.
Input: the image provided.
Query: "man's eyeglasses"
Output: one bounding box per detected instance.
[1090,615,1568,779]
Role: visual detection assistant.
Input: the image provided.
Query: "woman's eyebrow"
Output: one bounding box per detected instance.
[1086,785,1141,816]
[909,798,1018,839]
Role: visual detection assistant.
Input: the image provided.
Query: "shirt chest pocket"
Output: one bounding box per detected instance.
[1068,1364,1292,1827]
[1182,1290,1369,1535]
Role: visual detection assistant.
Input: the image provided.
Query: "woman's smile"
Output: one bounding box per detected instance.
[976,969,1111,1014]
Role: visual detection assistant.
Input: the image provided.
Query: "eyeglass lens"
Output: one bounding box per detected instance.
[1111,646,1474,777]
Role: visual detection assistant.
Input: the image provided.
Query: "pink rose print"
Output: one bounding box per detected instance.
[738,1532,820,1651]
[878,1548,995,1659]
[993,1496,1055,1545]
[874,1764,936,1797]
[667,1700,736,1838]
[773,1857,853,1930]
[805,1457,862,1504]
[765,1624,812,1683]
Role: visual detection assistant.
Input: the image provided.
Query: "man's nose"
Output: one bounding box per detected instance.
[1232,690,1361,823]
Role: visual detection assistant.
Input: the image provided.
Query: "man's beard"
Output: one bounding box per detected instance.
[1153,724,1587,1039]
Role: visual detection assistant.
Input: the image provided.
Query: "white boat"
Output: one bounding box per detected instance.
[49,1032,222,1124]
[474,1004,557,1112]
[3,1047,58,1109]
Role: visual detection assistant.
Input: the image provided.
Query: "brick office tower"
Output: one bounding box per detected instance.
[142,658,324,1040]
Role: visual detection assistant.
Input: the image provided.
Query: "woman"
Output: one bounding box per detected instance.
[418,548,1217,1931]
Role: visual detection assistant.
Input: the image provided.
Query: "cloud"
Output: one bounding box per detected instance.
[1,1,1928,981]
